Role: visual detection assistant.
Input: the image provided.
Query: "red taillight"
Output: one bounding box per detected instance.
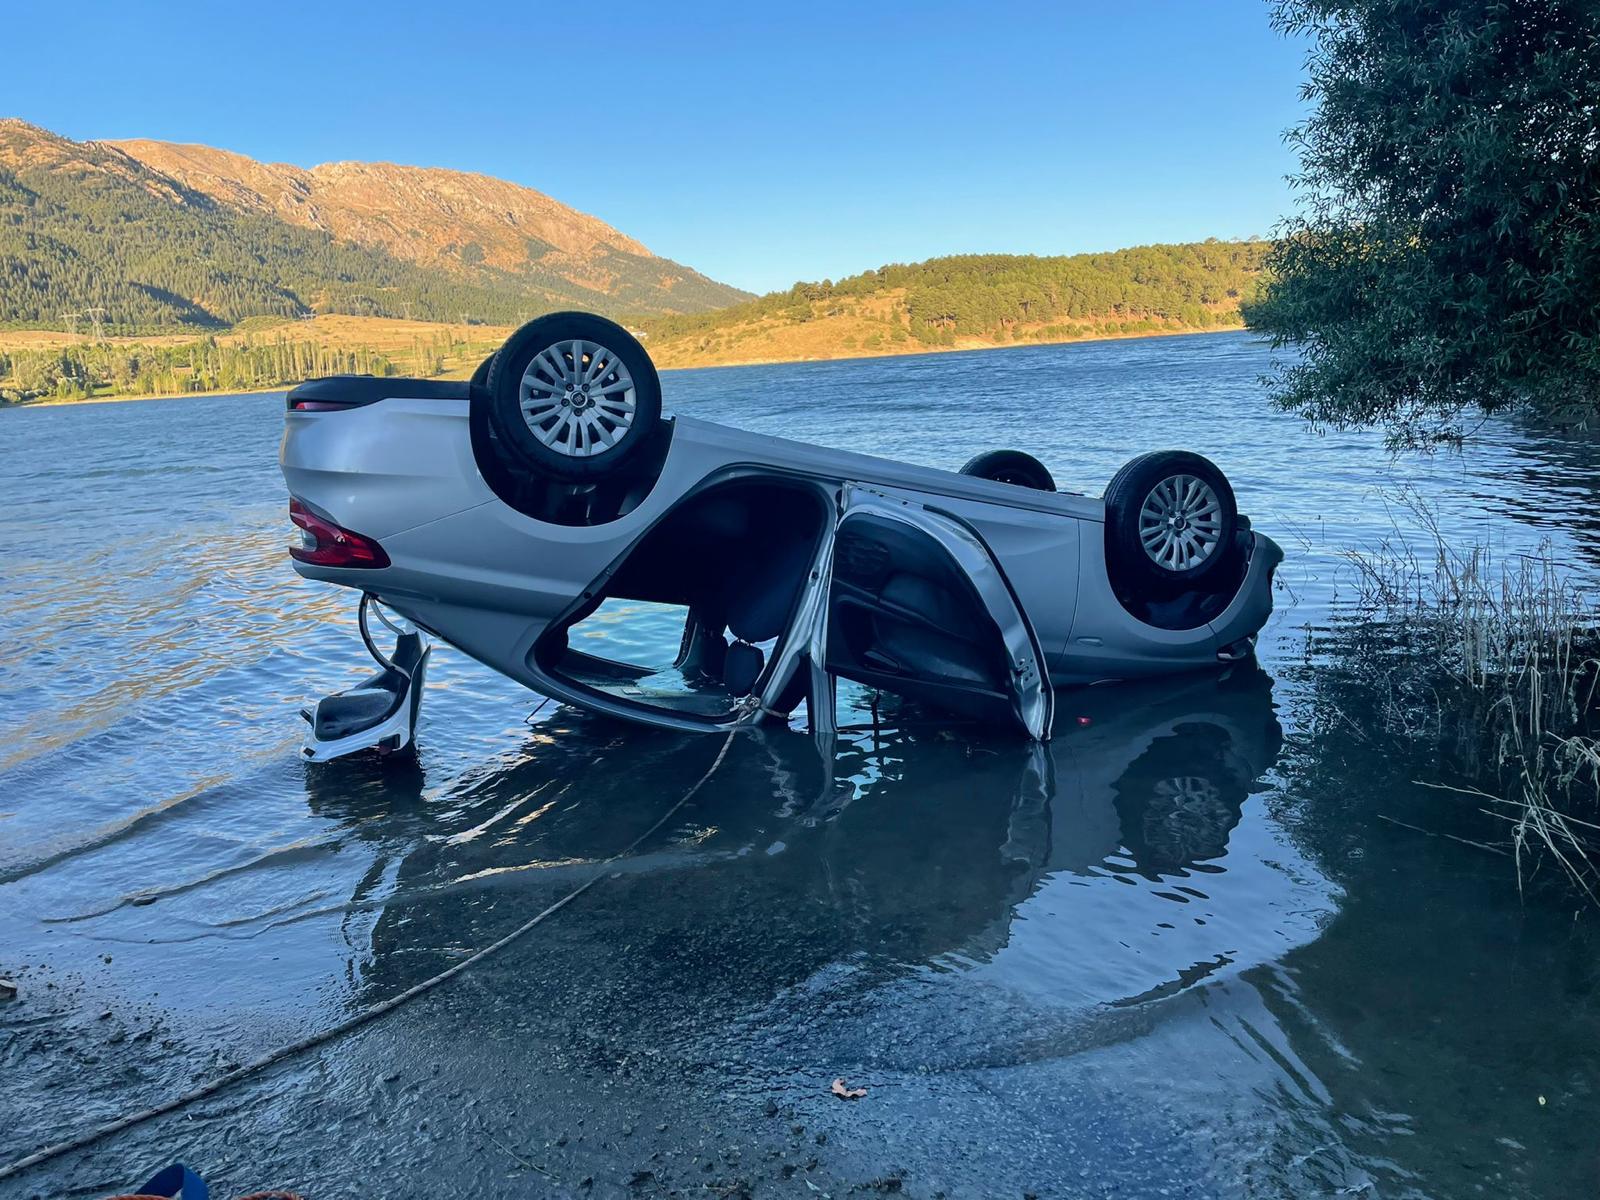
[291,400,354,412]
[288,498,390,568]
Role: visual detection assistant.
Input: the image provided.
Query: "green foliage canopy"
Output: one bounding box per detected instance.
[1246,0,1600,445]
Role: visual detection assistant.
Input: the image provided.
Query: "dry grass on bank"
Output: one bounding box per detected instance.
[642,289,1245,370]
[0,314,516,357]
[1343,490,1600,896]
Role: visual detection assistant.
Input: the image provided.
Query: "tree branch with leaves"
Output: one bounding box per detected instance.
[1247,0,1600,447]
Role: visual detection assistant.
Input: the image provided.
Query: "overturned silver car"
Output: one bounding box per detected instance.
[281,312,1281,760]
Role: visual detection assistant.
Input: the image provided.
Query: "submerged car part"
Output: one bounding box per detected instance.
[300,595,430,762]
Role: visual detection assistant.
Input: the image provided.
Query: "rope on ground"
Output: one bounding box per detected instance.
[0,731,739,1185]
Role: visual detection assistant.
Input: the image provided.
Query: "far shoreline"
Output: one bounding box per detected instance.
[651,323,1249,374]
[2,323,1250,409]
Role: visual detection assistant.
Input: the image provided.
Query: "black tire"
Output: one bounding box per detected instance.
[1103,450,1238,590]
[960,449,1056,491]
[482,312,662,482]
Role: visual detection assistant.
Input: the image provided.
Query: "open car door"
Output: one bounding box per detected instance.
[819,485,1053,740]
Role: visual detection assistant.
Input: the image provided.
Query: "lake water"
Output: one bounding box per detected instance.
[2,331,1597,1198]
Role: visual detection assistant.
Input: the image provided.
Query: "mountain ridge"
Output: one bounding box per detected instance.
[0,118,748,331]
[108,138,662,275]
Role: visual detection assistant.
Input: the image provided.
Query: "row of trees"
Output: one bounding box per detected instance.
[0,337,405,403]
[644,241,1269,346]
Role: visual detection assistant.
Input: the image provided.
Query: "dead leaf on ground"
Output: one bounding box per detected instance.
[830,1078,867,1100]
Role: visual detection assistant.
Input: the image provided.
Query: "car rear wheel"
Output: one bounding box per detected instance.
[483,312,662,482]
[959,449,1056,491]
[1103,450,1237,590]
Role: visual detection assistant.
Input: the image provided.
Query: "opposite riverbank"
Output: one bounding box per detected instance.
[1,316,1243,407]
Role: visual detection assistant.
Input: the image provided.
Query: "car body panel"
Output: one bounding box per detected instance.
[280,387,1281,744]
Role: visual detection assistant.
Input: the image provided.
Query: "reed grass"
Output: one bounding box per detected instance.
[1341,488,1600,896]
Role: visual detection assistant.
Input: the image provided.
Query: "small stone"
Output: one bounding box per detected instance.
[98,1009,112,1020]
[763,1098,779,1118]
[382,1070,401,1083]
[0,979,17,999]
[791,1124,805,1136]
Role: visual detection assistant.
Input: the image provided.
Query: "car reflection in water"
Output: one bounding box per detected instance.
[302,665,1282,1012]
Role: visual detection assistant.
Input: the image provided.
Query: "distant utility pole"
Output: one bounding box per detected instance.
[83,307,108,342]
[61,310,81,340]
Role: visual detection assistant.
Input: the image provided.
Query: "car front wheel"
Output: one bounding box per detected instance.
[1103,450,1238,591]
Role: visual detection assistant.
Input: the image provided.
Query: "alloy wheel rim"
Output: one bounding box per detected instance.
[1138,474,1223,571]
[519,338,637,457]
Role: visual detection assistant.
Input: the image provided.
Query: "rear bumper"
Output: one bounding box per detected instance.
[1208,532,1282,657]
[281,397,493,543]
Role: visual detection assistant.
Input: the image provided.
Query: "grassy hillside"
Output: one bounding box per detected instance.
[0,120,746,335]
[642,241,1269,367]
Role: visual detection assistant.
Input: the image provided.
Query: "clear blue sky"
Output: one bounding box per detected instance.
[5,1,1308,294]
